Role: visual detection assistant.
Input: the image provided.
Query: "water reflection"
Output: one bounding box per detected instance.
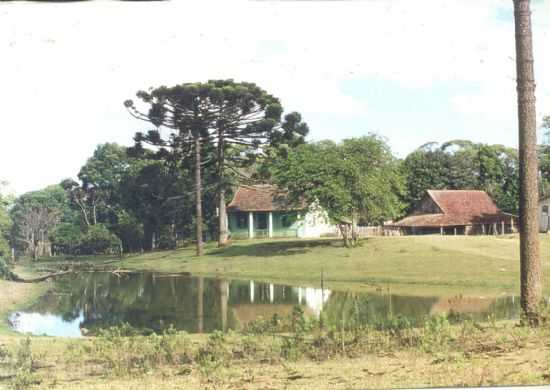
[8,272,523,337]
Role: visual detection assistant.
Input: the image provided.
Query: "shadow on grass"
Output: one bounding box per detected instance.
[209,239,342,257]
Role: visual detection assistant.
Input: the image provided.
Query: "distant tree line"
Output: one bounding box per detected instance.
[2,79,549,257]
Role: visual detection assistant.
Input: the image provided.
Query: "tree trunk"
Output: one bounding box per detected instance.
[92,200,97,225]
[338,224,351,248]
[195,136,204,256]
[218,130,229,247]
[514,0,542,324]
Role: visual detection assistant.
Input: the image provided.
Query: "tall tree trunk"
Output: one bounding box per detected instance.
[218,130,229,247]
[514,0,542,324]
[195,136,204,256]
[92,200,97,225]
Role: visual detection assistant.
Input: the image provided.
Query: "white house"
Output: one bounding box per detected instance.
[540,196,550,232]
[226,185,335,239]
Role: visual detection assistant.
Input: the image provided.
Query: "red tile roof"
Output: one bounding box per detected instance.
[227,185,305,212]
[392,190,515,227]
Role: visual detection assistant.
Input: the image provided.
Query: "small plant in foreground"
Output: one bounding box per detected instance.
[420,314,453,353]
[195,331,228,376]
[10,337,36,390]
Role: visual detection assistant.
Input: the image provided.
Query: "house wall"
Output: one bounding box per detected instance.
[296,204,334,238]
[228,212,249,239]
[272,212,300,238]
[227,206,335,239]
[540,198,550,232]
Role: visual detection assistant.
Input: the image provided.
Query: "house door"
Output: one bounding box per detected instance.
[256,213,268,230]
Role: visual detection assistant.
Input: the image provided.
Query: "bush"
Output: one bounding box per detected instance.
[86,323,190,376]
[52,223,122,256]
[79,224,121,255]
[0,256,14,280]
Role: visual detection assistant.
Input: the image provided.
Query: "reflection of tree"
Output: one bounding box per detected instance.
[30,273,239,333]
[27,274,526,334]
[197,277,204,333]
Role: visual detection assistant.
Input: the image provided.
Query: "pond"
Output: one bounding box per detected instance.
[8,272,525,337]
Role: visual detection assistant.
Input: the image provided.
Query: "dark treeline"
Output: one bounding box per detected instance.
[3,136,545,259]
[1,80,549,259]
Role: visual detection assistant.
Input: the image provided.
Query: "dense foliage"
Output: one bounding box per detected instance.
[0,256,14,280]
[125,80,308,252]
[402,140,520,214]
[5,81,548,258]
[0,184,12,257]
[270,136,406,246]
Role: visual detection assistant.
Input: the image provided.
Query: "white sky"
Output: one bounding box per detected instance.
[1,0,549,195]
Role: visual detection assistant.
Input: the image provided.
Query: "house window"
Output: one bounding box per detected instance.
[281,213,296,228]
[236,213,247,229]
[543,205,549,215]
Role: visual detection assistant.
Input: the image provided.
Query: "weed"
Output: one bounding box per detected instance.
[87,323,191,376]
[10,337,37,390]
[420,314,453,353]
[195,331,229,376]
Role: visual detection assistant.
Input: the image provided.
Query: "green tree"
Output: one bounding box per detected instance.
[125,80,308,253]
[10,185,70,260]
[0,183,13,258]
[402,141,520,214]
[271,136,405,247]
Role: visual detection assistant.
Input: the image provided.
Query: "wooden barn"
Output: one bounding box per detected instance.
[388,190,517,235]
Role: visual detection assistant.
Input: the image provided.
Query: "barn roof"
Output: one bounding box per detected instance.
[227,185,305,212]
[392,190,514,227]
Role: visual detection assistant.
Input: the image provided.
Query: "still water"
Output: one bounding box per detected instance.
[9,272,523,337]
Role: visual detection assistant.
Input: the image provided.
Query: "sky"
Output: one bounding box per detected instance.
[1,0,550,195]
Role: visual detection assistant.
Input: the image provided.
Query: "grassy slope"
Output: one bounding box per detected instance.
[69,234,550,296]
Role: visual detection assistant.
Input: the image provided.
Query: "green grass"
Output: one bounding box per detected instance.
[39,234,550,296]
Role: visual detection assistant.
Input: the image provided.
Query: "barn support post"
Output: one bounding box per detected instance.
[481,224,486,234]
[440,227,443,235]
[454,227,457,236]
[501,221,505,235]
[493,223,497,235]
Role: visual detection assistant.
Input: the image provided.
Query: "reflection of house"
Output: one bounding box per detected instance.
[388,190,517,235]
[430,295,495,315]
[227,185,334,239]
[539,196,550,232]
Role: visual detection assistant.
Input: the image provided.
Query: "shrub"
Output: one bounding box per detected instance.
[195,331,229,375]
[88,323,190,376]
[420,314,453,353]
[0,256,14,280]
[79,224,121,255]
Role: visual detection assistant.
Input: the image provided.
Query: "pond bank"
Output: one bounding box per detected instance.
[1,317,549,389]
[0,265,49,335]
[36,235,550,296]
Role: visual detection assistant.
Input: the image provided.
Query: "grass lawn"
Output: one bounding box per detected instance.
[41,234,550,296]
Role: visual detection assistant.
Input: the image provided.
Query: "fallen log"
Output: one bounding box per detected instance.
[12,270,73,283]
